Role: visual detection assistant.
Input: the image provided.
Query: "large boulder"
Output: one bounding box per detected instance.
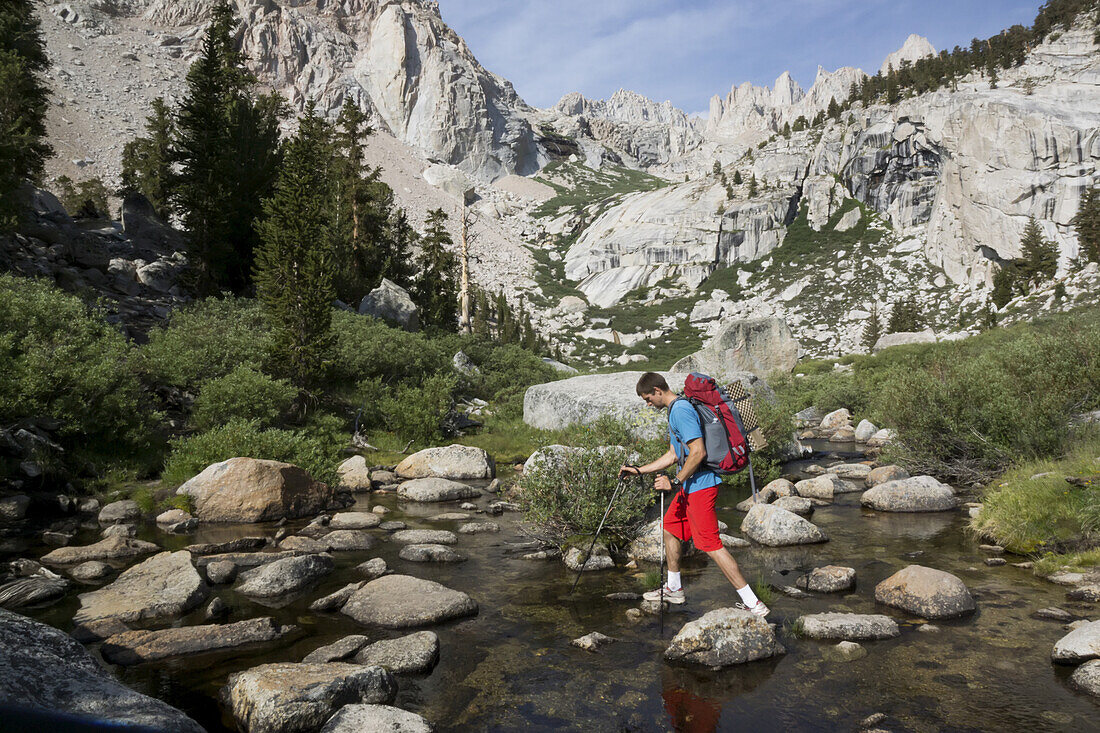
[866,465,909,487]
[321,705,433,733]
[741,504,828,546]
[225,663,397,733]
[0,608,203,731]
[100,617,296,665]
[873,329,937,353]
[74,551,208,624]
[353,630,440,674]
[358,278,419,332]
[671,317,799,379]
[664,607,785,667]
[1052,620,1100,664]
[395,445,495,480]
[176,457,333,523]
[874,565,975,619]
[861,476,957,512]
[341,575,478,629]
[397,478,479,503]
[98,499,142,524]
[1070,659,1100,698]
[798,613,899,641]
[41,535,159,565]
[235,554,334,598]
[337,456,373,491]
[796,566,856,593]
[523,371,770,439]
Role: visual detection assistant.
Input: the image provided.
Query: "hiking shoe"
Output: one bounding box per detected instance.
[735,600,770,618]
[643,586,685,604]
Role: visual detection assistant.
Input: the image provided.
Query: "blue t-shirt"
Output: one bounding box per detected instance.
[668,399,722,494]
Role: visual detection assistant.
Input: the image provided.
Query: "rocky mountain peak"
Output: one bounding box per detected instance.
[880,33,937,75]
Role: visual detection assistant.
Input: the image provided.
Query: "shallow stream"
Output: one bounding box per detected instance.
[9,442,1099,731]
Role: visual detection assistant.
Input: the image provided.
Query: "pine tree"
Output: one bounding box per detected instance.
[991,262,1021,308]
[412,209,459,331]
[861,302,883,353]
[732,170,742,185]
[827,97,841,120]
[0,0,52,230]
[1073,185,1100,263]
[980,298,998,331]
[712,160,721,177]
[886,295,923,333]
[121,97,175,219]
[1019,216,1059,286]
[173,0,284,293]
[748,174,758,198]
[472,286,490,337]
[254,105,337,390]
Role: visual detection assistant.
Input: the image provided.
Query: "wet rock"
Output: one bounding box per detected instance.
[354,630,440,674]
[303,635,370,664]
[321,705,433,733]
[830,463,871,480]
[861,476,957,512]
[101,617,295,665]
[236,554,334,598]
[874,565,975,619]
[978,544,1005,554]
[522,548,561,561]
[606,592,642,601]
[71,617,132,643]
[75,551,208,624]
[740,504,828,546]
[309,581,367,612]
[399,544,467,563]
[1034,607,1075,622]
[1070,659,1100,698]
[98,500,141,525]
[205,561,238,585]
[854,420,878,442]
[156,509,192,525]
[796,566,856,593]
[427,512,470,521]
[826,640,867,662]
[866,465,909,487]
[390,529,457,545]
[42,535,159,565]
[720,534,751,549]
[204,597,228,621]
[665,607,785,667]
[0,574,69,609]
[0,494,31,520]
[459,502,478,510]
[1067,585,1100,602]
[329,512,382,530]
[397,478,480,503]
[177,457,333,523]
[0,608,203,731]
[984,558,1007,567]
[861,713,887,728]
[565,546,614,571]
[799,613,900,641]
[323,530,378,551]
[101,524,137,539]
[341,575,478,629]
[380,521,407,531]
[279,535,332,553]
[395,445,495,480]
[70,561,113,582]
[773,496,813,515]
[830,426,857,442]
[186,537,267,556]
[1052,620,1100,664]
[458,521,500,534]
[571,631,616,652]
[625,608,644,623]
[337,456,373,491]
[225,663,397,733]
[356,558,388,579]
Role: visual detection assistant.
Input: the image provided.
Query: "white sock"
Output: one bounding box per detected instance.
[736,584,760,607]
[666,571,682,591]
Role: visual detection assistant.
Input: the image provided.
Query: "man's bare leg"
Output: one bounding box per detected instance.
[663,530,682,572]
[705,547,749,589]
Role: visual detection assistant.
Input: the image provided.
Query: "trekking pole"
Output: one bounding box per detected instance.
[748,456,758,501]
[569,478,625,595]
[659,486,665,631]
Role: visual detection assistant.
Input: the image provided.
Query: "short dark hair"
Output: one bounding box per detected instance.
[636,372,670,396]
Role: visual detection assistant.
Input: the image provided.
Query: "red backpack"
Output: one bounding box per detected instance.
[680,373,752,475]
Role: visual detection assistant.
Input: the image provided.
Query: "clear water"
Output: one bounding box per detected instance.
[9,444,1099,732]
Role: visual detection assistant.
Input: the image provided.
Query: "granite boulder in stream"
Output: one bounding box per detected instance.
[395,445,495,480]
[41,535,159,564]
[397,478,480,502]
[664,607,785,667]
[860,476,957,512]
[740,504,828,546]
[874,565,975,619]
[321,705,433,733]
[798,613,900,641]
[177,457,333,522]
[225,662,396,733]
[235,554,334,598]
[100,617,296,665]
[1052,620,1100,664]
[341,575,478,628]
[354,630,440,673]
[0,608,203,731]
[74,551,208,624]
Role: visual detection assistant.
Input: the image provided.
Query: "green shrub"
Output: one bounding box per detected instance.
[518,444,652,548]
[329,310,451,388]
[140,297,269,390]
[0,275,160,462]
[379,372,456,446]
[162,418,341,487]
[191,365,297,430]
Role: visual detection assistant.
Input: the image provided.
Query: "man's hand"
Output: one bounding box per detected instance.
[654,474,673,492]
[618,464,641,479]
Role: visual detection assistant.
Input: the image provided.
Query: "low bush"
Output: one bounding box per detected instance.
[140,297,269,390]
[162,418,341,487]
[329,311,451,388]
[377,372,456,446]
[191,366,297,431]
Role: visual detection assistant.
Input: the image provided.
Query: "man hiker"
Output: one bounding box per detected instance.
[619,372,769,617]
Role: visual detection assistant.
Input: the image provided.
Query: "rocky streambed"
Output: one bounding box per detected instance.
[1,442,1098,731]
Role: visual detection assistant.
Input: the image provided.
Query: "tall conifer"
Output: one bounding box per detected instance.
[121,97,175,219]
[1073,185,1100,263]
[412,209,459,331]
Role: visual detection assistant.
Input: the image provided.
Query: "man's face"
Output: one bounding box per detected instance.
[641,389,664,408]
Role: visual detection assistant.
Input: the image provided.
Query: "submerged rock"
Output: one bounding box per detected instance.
[75,551,208,624]
[353,630,440,674]
[341,575,477,629]
[665,607,785,667]
[0,608,203,731]
[100,617,295,665]
[571,631,617,652]
[225,663,397,733]
[874,565,975,619]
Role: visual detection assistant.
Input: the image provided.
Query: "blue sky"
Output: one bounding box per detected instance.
[436,0,1039,115]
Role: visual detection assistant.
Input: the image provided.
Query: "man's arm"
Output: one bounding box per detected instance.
[675,438,706,485]
[620,447,677,478]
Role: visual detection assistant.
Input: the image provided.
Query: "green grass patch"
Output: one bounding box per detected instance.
[751,575,775,605]
[533,161,669,219]
[1034,548,1100,577]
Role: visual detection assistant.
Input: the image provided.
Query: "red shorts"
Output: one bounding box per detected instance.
[662,486,722,552]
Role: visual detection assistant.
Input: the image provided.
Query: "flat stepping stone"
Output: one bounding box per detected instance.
[379,521,406,531]
[41,536,160,565]
[235,554,334,598]
[279,536,332,553]
[321,704,432,733]
[427,513,470,521]
[322,530,378,551]
[100,617,295,665]
[70,561,113,582]
[798,613,899,641]
[303,635,370,664]
[458,522,500,534]
[796,566,856,593]
[75,551,208,624]
[398,544,467,563]
[874,565,975,619]
[390,530,457,545]
[185,537,267,556]
[354,630,439,674]
[329,512,382,529]
[341,575,477,628]
[397,478,479,503]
